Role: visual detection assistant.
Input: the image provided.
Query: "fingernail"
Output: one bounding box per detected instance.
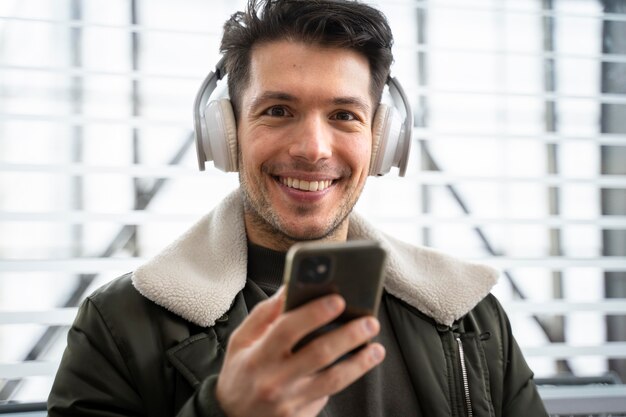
[362,318,378,335]
[370,345,385,363]
[325,296,342,312]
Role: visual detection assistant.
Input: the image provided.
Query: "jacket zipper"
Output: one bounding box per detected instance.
[455,335,473,417]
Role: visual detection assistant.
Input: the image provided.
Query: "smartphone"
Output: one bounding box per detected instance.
[283,240,387,352]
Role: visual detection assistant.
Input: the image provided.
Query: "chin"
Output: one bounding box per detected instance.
[281,226,324,241]
[279,221,341,242]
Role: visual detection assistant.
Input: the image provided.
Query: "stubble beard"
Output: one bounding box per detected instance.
[239,164,361,250]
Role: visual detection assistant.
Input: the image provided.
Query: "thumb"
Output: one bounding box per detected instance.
[229,286,285,349]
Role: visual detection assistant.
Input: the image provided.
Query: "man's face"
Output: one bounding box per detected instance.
[237,40,374,250]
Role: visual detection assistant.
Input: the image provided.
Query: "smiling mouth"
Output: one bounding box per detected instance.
[279,177,334,192]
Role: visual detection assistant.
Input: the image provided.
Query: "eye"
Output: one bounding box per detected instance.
[331,111,357,121]
[264,106,292,117]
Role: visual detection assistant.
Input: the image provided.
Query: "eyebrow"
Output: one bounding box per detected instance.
[248,91,298,113]
[247,91,371,115]
[332,96,371,116]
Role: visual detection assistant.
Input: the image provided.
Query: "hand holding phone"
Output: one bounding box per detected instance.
[216,280,386,417]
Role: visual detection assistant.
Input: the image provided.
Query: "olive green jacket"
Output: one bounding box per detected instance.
[48,190,548,416]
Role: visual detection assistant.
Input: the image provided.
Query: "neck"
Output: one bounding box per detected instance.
[247,241,286,296]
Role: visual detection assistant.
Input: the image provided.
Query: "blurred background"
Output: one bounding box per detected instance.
[0,0,625,415]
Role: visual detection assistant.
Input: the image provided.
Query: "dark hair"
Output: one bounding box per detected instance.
[220,0,394,117]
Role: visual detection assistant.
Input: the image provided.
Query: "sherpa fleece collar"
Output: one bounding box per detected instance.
[132,190,498,327]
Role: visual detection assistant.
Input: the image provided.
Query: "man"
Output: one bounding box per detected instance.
[48,1,548,416]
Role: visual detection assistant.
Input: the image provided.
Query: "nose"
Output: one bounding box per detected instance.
[288,115,332,163]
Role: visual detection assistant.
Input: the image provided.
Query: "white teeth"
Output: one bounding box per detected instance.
[280,177,332,192]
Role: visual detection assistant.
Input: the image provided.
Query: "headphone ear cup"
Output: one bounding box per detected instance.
[203,98,238,172]
[370,103,402,176]
[370,103,387,174]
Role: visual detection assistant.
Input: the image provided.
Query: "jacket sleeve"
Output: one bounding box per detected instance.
[47,297,229,417]
[493,297,549,417]
[176,375,228,417]
[47,297,145,416]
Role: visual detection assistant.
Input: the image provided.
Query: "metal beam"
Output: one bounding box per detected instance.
[601,0,626,383]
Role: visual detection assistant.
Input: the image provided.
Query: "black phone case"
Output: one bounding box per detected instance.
[283,240,387,351]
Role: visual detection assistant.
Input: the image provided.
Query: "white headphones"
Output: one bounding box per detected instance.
[193,57,413,176]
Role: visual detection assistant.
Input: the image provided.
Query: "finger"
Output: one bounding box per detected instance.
[285,316,381,379]
[265,294,345,354]
[228,286,286,349]
[296,342,386,405]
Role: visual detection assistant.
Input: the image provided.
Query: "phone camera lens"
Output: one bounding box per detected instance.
[299,256,331,283]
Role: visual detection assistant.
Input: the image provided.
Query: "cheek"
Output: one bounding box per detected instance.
[237,130,264,168]
[239,126,276,157]
[348,138,373,171]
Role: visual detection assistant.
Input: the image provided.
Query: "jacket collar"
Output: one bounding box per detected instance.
[132,189,498,327]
